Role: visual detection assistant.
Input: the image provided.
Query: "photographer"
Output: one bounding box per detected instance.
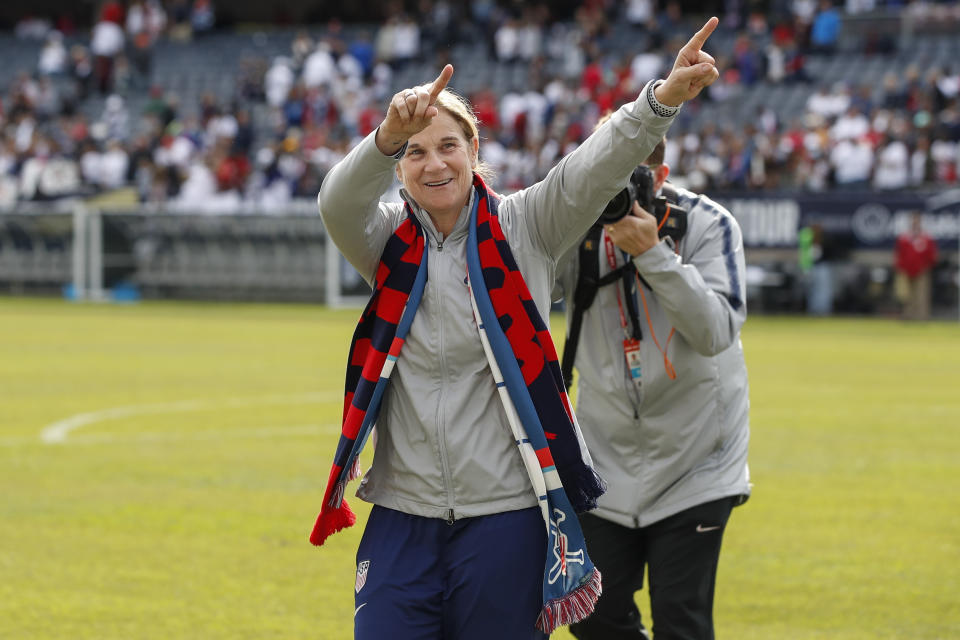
[557,138,751,640]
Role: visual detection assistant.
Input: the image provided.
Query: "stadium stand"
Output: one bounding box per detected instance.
[1,1,958,312]
[0,1,958,206]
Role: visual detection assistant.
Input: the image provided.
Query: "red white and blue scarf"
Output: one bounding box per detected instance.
[310,175,604,633]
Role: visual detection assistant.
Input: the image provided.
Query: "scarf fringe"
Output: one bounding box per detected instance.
[535,568,603,634]
[310,458,362,547]
[564,465,608,513]
[347,457,362,483]
[309,499,357,547]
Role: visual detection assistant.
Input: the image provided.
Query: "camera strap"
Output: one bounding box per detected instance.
[560,226,642,390]
[561,226,601,390]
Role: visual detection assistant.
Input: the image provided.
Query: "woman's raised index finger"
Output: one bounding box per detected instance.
[686,16,719,51]
[428,64,454,100]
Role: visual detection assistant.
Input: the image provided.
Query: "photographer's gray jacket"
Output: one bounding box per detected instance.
[317,82,675,521]
[557,186,751,528]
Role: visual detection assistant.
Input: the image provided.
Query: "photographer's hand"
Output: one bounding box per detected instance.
[605,202,660,256]
[654,16,720,107]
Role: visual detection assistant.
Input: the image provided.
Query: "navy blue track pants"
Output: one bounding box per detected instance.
[353,505,550,640]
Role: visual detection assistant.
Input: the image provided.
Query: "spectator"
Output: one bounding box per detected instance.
[881,71,908,110]
[910,135,935,186]
[167,0,192,41]
[237,56,268,102]
[99,94,130,141]
[630,39,664,87]
[810,0,841,53]
[128,30,154,88]
[33,76,60,119]
[232,108,254,156]
[830,135,873,187]
[302,42,337,89]
[38,31,69,76]
[894,213,938,321]
[290,30,314,71]
[336,44,364,85]
[79,139,103,186]
[831,104,870,141]
[191,0,216,36]
[175,158,219,208]
[90,5,126,94]
[265,57,295,108]
[798,223,840,315]
[391,13,420,68]
[872,133,910,190]
[347,31,376,78]
[67,44,94,100]
[100,138,130,188]
[214,147,251,192]
[806,84,849,119]
[783,36,810,83]
[930,137,958,183]
[766,38,787,83]
[846,0,876,14]
[14,16,53,40]
[733,33,762,85]
[142,86,176,127]
[125,0,167,43]
[935,66,959,102]
[418,0,459,57]
[517,10,544,62]
[625,0,653,30]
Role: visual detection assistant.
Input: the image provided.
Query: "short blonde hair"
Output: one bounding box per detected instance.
[435,89,479,142]
[434,88,495,182]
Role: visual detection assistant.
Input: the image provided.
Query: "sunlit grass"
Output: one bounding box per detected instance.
[1,299,958,639]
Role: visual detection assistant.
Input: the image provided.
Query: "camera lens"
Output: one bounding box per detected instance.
[599,187,633,224]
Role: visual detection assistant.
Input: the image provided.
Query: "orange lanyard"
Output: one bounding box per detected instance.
[635,273,677,380]
[602,230,678,380]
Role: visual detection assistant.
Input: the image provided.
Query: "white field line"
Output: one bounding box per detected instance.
[66,423,341,445]
[38,392,342,444]
[0,423,341,447]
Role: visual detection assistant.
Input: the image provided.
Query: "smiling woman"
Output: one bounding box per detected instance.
[312,20,722,640]
[394,113,478,234]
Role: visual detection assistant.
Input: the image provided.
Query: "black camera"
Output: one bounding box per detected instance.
[598,165,688,243]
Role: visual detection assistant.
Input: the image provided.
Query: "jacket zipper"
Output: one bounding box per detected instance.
[433,242,455,524]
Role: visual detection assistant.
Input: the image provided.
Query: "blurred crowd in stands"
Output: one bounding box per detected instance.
[1,0,960,212]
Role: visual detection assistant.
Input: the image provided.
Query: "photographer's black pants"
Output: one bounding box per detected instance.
[569,496,736,640]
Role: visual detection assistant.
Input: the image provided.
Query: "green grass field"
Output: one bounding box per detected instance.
[2,297,958,639]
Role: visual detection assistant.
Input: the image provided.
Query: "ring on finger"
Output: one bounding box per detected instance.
[404,91,416,100]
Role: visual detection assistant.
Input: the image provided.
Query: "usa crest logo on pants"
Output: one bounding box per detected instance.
[355,560,370,594]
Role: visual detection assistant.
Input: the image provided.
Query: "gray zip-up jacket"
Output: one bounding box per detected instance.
[317,81,675,522]
[557,186,751,528]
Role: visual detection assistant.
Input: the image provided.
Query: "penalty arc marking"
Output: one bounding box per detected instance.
[39,391,342,444]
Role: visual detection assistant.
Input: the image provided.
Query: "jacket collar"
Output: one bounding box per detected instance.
[399,186,475,246]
